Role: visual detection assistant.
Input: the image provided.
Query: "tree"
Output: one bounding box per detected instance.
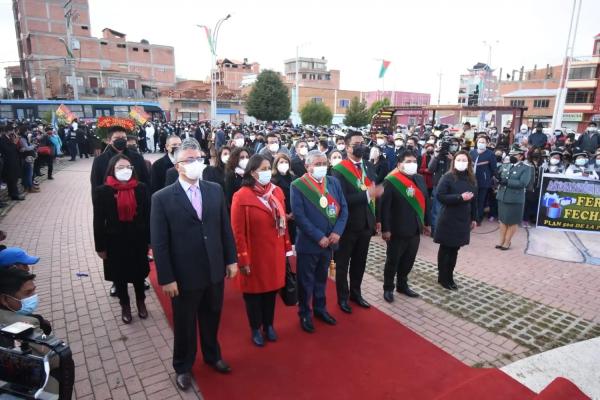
[246,70,291,122]
[343,97,370,127]
[300,101,333,126]
[368,97,392,120]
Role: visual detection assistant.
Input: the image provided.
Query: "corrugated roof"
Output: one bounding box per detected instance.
[503,88,557,98]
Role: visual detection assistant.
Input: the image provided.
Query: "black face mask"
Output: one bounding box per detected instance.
[510,156,518,164]
[170,147,179,155]
[127,144,138,153]
[351,143,366,158]
[112,138,127,152]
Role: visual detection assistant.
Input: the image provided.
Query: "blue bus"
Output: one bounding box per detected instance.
[0,99,164,121]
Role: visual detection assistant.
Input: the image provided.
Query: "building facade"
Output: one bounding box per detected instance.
[283,57,340,90]
[457,63,499,106]
[215,58,259,90]
[9,0,176,100]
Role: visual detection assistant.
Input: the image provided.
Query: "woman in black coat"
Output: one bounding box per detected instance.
[93,154,150,323]
[203,146,230,190]
[224,147,250,206]
[271,153,296,243]
[434,150,477,290]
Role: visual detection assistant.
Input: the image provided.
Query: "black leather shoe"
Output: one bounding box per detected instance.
[314,311,337,325]
[338,300,352,314]
[11,195,25,201]
[208,360,232,374]
[251,329,264,347]
[350,296,371,308]
[300,317,315,333]
[397,286,420,298]
[121,304,132,324]
[264,326,277,342]
[449,283,458,290]
[109,284,117,297]
[144,279,151,290]
[175,373,191,391]
[438,281,454,290]
[383,291,394,303]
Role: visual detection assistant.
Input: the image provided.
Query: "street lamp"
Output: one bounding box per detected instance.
[197,14,231,125]
[291,42,310,125]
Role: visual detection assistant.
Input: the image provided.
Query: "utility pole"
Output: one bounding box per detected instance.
[436,71,443,105]
[64,0,78,100]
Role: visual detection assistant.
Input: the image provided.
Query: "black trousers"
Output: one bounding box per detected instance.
[67,140,78,160]
[114,280,145,306]
[334,229,372,302]
[383,234,420,291]
[242,290,277,330]
[437,245,460,284]
[297,251,330,318]
[172,282,224,374]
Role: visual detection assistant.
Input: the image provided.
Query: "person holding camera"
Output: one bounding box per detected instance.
[428,135,459,233]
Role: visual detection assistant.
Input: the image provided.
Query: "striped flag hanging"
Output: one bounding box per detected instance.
[200,26,216,55]
[379,60,391,78]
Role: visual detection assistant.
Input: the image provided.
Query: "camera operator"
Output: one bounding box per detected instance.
[428,134,460,233]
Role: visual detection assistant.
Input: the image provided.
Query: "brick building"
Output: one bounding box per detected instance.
[457,63,499,106]
[9,0,175,100]
[284,57,340,90]
[215,58,259,90]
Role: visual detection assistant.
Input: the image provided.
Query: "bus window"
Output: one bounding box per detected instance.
[95,108,111,117]
[84,105,93,118]
[114,105,129,117]
[16,107,34,120]
[0,105,12,119]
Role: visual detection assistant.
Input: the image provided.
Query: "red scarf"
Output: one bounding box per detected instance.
[105,176,138,222]
[252,182,286,236]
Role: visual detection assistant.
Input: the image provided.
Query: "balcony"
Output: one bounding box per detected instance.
[566,79,597,89]
[83,87,144,99]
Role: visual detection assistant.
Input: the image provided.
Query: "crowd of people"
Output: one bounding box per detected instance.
[1,114,599,395]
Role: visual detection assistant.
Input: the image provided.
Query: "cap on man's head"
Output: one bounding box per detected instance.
[0,247,40,268]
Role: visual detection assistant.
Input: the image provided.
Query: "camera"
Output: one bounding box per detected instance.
[0,322,74,399]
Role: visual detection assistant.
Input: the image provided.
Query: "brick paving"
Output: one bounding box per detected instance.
[1,155,599,398]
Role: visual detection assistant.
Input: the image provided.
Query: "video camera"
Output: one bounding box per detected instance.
[0,322,74,399]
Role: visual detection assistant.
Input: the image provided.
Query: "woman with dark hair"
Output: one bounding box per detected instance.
[327,150,344,175]
[433,150,477,290]
[271,153,296,243]
[93,154,150,323]
[523,147,544,226]
[224,147,250,205]
[230,154,292,347]
[203,145,231,190]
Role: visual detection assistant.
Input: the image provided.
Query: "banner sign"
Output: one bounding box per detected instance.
[537,173,600,233]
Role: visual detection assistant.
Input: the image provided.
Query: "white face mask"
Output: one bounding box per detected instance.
[336,144,345,151]
[250,135,256,141]
[268,143,280,153]
[395,140,404,147]
[307,141,315,149]
[239,158,249,169]
[575,158,588,166]
[234,138,245,147]
[183,160,204,181]
[330,157,342,166]
[477,142,487,151]
[312,166,328,180]
[115,168,133,182]
[550,158,560,165]
[376,139,385,146]
[298,147,308,156]
[277,162,290,174]
[596,159,600,166]
[221,154,230,164]
[257,170,272,185]
[455,161,469,171]
[403,162,418,175]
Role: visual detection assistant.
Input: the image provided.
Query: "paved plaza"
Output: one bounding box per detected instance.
[1,154,599,399]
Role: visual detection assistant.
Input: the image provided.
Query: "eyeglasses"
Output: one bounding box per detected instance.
[177,157,203,165]
[115,165,134,170]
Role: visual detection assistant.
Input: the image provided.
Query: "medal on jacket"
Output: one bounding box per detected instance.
[406,186,415,198]
[319,196,328,208]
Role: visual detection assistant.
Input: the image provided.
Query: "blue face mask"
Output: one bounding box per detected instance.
[14,294,39,315]
[257,170,272,186]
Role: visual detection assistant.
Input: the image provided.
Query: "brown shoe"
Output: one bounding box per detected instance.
[137,299,148,319]
[121,304,132,324]
[28,187,40,193]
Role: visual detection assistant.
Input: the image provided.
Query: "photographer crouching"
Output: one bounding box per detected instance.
[0,249,74,399]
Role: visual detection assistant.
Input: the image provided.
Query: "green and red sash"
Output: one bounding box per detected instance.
[333,159,376,215]
[385,170,425,225]
[292,174,340,224]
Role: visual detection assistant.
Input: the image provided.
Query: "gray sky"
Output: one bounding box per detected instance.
[1,0,598,103]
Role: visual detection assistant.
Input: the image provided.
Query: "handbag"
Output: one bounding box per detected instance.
[37,146,53,156]
[279,258,297,306]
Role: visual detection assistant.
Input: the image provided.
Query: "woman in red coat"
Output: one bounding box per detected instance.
[231,154,292,347]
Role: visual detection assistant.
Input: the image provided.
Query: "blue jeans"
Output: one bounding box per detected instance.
[21,161,33,189]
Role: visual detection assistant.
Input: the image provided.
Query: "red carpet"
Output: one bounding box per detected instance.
[148,265,584,399]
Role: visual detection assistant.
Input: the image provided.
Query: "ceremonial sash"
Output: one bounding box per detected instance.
[385,171,425,225]
[333,159,376,215]
[292,175,340,225]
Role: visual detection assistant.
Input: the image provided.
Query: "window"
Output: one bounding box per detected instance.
[339,99,350,108]
[108,78,125,88]
[89,77,98,88]
[533,99,550,108]
[81,25,89,30]
[302,73,307,79]
[311,97,323,103]
[510,99,525,107]
[143,49,149,53]
[566,89,595,104]
[568,66,597,80]
[132,47,139,52]
[117,43,126,49]
[100,41,107,45]
[66,76,84,87]
[127,79,136,90]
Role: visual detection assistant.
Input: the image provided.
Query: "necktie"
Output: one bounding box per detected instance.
[189,185,202,220]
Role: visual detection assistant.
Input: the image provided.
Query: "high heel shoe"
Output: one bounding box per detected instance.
[136,299,148,319]
[500,242,512,251]
[121,304,132,324]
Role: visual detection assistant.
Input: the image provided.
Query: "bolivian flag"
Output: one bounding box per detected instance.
[379,60,391,78]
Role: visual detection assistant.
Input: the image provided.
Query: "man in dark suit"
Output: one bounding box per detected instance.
[291,139,309,177]
[379,150,431,302]
[331,130,384,313]
[151,138,238,392]
[291,150,348,333]
[150,135,182,194]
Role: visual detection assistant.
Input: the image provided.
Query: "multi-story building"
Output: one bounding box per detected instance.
[9,0,175,100]
[457,63,499,106]
[283,57,340,90]
[215,58,259,90]
[4,65,26,98]
[363,91,431,126]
